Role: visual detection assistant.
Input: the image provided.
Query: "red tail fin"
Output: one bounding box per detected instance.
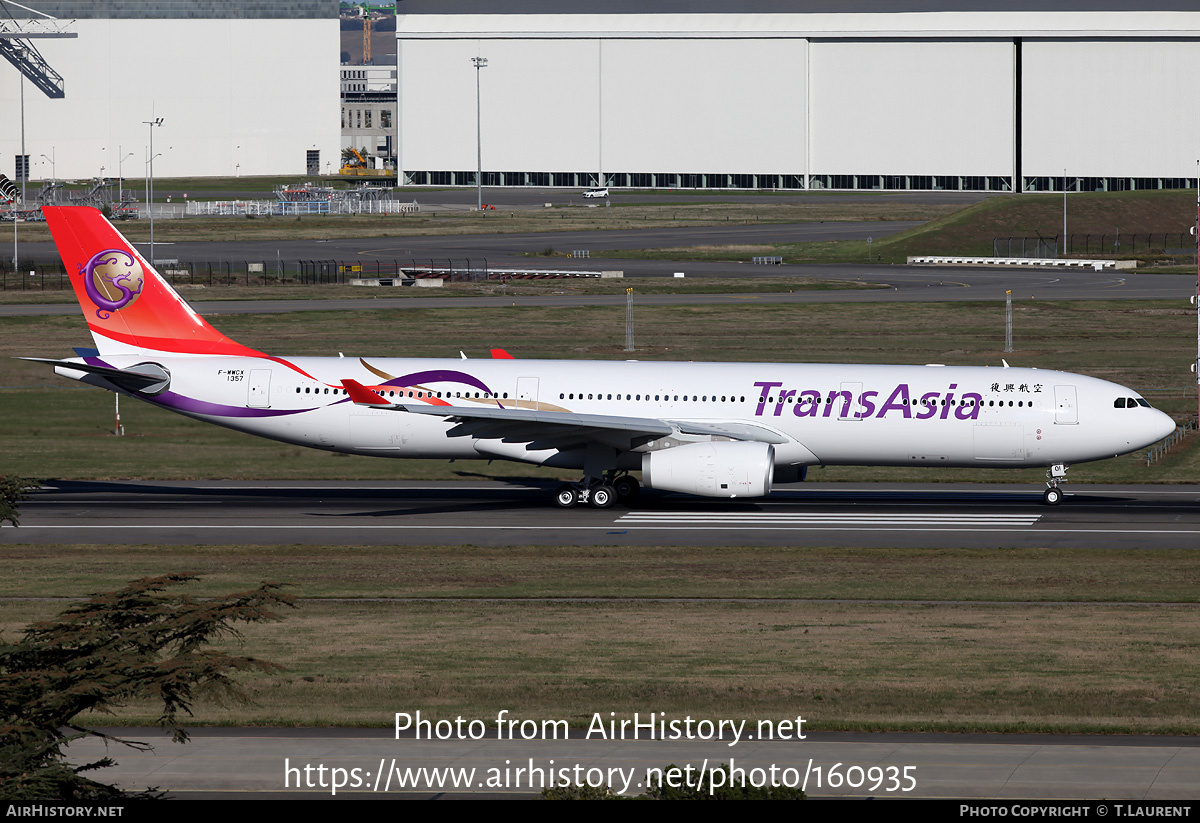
[43,206,262,357]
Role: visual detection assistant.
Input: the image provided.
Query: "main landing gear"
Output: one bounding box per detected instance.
[554,472,640,509]
[1043,463,1069,506]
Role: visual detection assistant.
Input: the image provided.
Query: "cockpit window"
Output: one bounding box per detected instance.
[1114,397,1127,408]
[1136,398,1151,408]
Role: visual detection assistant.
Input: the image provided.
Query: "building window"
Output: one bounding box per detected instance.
[381,109,392,128]
[365,110,372,129]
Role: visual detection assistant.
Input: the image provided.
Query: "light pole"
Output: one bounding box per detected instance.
[143,118,164,266]
[472,56,487,211]
[13,49,26,272]
[117,146,133,207]
[17,48,26,206]
[1062,167,1068,257]
[40,149,55,193]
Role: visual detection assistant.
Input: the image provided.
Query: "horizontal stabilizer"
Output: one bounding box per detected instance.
[19,357,171,394]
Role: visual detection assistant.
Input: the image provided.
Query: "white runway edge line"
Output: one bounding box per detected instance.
[616,512,1042,526]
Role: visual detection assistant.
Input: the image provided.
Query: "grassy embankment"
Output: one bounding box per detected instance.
[599,189,1200,268]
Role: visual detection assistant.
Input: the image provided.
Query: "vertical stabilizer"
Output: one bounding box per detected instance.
[42,206,263,357]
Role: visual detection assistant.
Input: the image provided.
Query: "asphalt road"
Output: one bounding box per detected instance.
[61,726,1200,800]
[8,480,1200,550]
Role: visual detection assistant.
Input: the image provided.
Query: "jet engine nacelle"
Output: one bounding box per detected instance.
[641,441,774,498]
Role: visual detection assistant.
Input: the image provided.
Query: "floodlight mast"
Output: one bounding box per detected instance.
[472,56,487,211]
[144,117,163,266]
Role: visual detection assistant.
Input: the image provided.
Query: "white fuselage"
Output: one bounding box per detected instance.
[66,354,1176,472]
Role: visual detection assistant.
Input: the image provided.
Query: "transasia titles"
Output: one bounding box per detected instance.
[751,381,1038,421]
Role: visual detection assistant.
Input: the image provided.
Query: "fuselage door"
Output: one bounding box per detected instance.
[517,376,539,410]
[247,368,272,409]
[1053,385,1078,425]
[838,381,864,421]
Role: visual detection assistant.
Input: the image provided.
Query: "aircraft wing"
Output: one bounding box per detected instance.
[341,379,788,450]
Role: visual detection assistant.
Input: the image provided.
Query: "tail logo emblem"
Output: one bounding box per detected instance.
[80,249,144,319]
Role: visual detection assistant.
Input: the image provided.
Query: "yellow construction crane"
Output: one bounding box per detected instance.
[356,3,394,65]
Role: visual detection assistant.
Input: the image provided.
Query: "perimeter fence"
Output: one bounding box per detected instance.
[994,233,1197,260]
[0,258,602,290]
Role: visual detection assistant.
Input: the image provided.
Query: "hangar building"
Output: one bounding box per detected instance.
[1,0,339,182]
[396,1,1200,192]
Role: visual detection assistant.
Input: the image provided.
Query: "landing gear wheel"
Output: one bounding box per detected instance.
[590,485,616,509]
[555,485,579,509]
[613,475,640,503]
[1043,486,1063,506]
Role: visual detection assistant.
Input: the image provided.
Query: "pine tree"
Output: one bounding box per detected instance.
[0,573,293,799]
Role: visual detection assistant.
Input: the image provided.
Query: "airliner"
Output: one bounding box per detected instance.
[27,206,1176,508]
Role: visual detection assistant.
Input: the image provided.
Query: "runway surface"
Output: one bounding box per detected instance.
[62,726,1200,799]
[8,480,1200,549]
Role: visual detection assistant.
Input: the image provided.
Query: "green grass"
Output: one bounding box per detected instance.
[4,545,1199,603]
[3,545,1199,732]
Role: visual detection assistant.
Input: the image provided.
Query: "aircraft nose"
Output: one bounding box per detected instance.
[1152,410,1177,442]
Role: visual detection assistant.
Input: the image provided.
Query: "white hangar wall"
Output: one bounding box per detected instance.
[399,37,807,181]
[0,17,340,181]
[807,39,1014,179]
[598,38,807,176]
[396,6,1200,191]
[400,38,602,174]
[1022,38,1200,181]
